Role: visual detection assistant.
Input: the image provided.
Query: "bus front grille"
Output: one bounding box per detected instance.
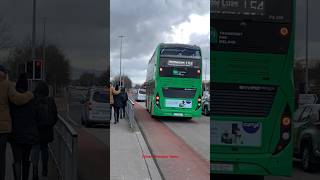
[211,83,276,117]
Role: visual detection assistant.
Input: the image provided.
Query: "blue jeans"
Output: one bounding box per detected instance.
[0,134,8,180]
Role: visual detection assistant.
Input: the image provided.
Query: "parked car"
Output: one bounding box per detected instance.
[293,104,320,171]
[80,88,110,127]
[202,92,210,116]
[136,88,146,102]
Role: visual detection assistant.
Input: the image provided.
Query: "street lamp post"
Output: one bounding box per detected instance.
[305,0,309,93]
[42,17,46,81]
[118,35,125,87]
[31,0,37,61]
[203,58,208,91]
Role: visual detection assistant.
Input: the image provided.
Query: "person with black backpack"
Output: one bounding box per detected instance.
[119,87,128,119]
[113,84,123,124]
[30,81,58,180]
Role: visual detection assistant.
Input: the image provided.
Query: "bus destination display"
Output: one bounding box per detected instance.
[212,0,265,16]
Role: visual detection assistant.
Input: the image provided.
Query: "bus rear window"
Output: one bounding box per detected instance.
[92,91,108,103]
[160,47,201,58]
[162,88,196,98]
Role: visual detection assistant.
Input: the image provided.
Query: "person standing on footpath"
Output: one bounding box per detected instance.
[31,81,58,180]
[119,87,128,119]
[113,84,123,124]
[9,73,39,180]
[110,83,120,123]
[0,65,33,180]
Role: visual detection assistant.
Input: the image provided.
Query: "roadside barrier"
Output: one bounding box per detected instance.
[50,115,78,180]
[125,97,135,129]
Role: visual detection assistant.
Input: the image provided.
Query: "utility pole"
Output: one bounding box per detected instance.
[305,0,309,93]
[30,0,37,90]
[31,0,37,61]
[42,17,46,81]
[203,58,208,91]
[118,35,125,87]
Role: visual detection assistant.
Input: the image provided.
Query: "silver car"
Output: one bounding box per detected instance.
[202,91,210,116]
[80,88,110,127]
[136,88,146,102]
[293,104,320,171]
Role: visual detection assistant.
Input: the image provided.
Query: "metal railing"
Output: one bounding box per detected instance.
[49,115,78,180]
[125,97,135,129]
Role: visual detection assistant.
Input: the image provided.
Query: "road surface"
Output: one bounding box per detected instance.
[61,88,109,180]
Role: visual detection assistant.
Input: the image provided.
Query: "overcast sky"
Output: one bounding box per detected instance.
[0,0,108,78]
[1,0,319,83]
[110,0,210,85]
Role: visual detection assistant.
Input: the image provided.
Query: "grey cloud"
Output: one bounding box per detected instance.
[0,0,109,77]
[110,0,210,83]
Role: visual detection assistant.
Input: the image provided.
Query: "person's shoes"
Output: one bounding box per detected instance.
[22,161,30,180]
[32,165,39,180]
[12,163,21,180]
[114,121,116,124]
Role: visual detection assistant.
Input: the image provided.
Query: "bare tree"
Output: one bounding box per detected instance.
[0,16,11,49]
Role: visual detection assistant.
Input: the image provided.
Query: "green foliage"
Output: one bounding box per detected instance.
[5,41,71,86]
[111,75,132,89]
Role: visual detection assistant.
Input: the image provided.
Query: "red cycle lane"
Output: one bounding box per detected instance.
[134,103,210,180]
[76,127,109,180]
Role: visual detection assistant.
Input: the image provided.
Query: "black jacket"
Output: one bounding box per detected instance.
[9,99,39,145]
[34,96,58,143]
[113,93,124,108]
[119,92,128,107]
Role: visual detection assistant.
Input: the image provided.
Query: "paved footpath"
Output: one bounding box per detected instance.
[5,143,60,180]
[110,115,162,180]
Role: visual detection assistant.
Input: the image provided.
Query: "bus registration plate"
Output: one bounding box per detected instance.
[211,163,234,172]
[173,113,183,117]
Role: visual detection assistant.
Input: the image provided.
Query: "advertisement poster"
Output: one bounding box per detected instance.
[165,99,193,108]
[211,121,262,147]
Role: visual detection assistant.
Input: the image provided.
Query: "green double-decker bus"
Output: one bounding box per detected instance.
[211,0,295,178]
[146,43,203,118]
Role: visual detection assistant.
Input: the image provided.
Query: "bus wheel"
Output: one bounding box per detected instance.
[301,143,315,172]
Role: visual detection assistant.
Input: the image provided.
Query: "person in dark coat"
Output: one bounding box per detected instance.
[113,85,123,124]
[0,66,33,180]
[9,73,39,180]
[31,81,58,180]
[119,87,128,119]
